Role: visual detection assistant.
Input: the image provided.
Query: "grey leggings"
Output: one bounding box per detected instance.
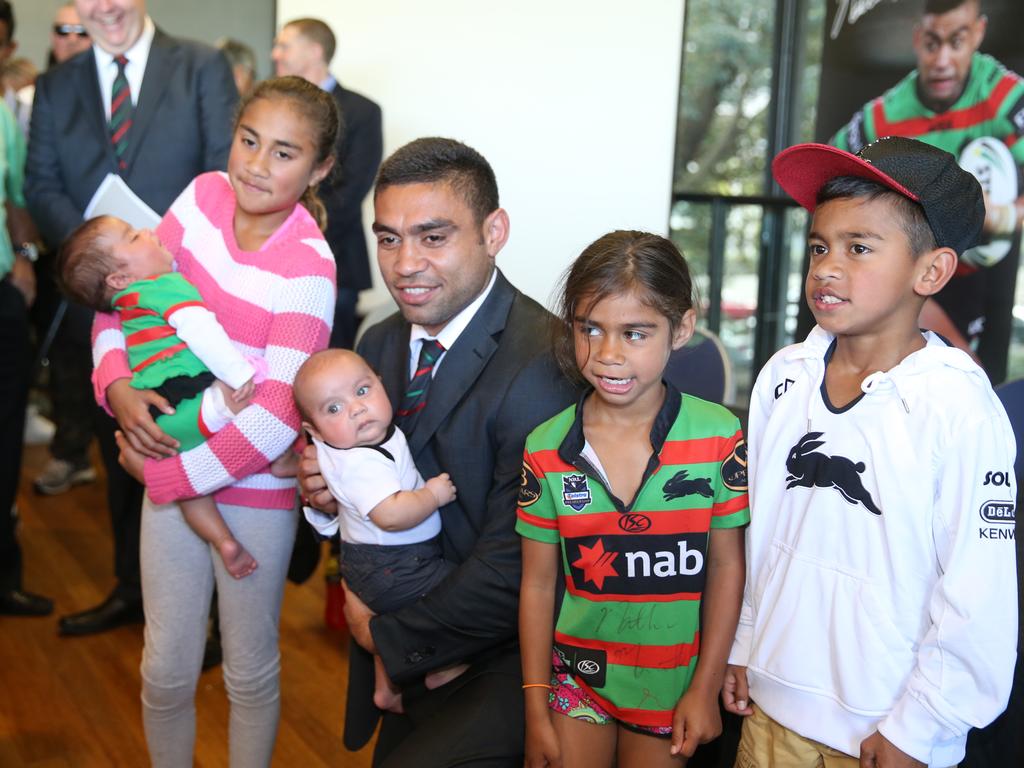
[139,496,297,767]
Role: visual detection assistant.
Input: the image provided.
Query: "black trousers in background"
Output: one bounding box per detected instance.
[0,279,31,590]
[46,298,143,603]
[95,406,144,603]
[47,301,97,463]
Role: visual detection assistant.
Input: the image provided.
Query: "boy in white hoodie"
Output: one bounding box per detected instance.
[724,136,1018,768]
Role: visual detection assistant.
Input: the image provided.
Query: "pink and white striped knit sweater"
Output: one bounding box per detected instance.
[92,172,336,509]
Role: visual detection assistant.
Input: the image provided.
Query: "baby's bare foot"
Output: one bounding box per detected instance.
[219,538,258,579]
[373,686,404,713]
[425,663,469,690]
[270,451,299,478]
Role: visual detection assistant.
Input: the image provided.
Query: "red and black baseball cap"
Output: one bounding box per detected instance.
[772,136,985,256]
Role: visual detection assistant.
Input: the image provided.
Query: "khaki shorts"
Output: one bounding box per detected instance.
[734,704,955,768]
[734,704,860,768]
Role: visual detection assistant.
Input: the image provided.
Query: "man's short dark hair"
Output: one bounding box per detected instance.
[0,1,14,42]
[817,176,938,257]
[286,18,335,64]
[924,0,979,15]
[376,138,500,224]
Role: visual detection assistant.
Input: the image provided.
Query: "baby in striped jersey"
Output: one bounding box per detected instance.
[59,213,285,579]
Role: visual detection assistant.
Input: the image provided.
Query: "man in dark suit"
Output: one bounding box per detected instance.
[272,17,382,350]
[300,138,575,766]
[25,0,238,636]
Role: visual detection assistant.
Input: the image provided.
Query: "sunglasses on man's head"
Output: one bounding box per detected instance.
[53,24,89,38]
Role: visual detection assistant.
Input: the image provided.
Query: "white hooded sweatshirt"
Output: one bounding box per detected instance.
[731,326,1018,766]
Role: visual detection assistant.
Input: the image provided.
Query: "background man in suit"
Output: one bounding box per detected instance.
[299,137,574,766]
[25,0,237,636]
[273,17,382,350]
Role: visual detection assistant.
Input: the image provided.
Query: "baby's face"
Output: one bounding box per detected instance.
[105,218,174,283]
[303,356,393,449]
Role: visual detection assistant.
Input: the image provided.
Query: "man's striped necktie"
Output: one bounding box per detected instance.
[397,339,445,430]
[110,54,132,173]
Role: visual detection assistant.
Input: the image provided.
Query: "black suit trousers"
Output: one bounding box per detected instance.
[371,645,525,768]
[95,407,144,602]
[48,301,96,463]
[0,279,30,590]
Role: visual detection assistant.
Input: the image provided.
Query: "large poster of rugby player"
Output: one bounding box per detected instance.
[808,0,1024,385]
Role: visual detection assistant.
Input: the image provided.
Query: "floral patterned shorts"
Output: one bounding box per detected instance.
[548,650,672,737]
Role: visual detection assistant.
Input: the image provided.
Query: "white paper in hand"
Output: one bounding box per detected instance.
[83,173,161,230]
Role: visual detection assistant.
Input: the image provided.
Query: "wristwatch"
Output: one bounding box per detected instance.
[15,242,38,263]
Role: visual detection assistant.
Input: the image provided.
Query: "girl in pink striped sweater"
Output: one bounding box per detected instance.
[91,77,338,766]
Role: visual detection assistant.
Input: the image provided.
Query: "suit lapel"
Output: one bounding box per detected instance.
[379,321,412,415]
[75,51,116,169]
[124,30,174,170]
[406,272,515,457]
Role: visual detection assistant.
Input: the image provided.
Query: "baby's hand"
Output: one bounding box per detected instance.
[426,473,457,507]
[232,377,255,403]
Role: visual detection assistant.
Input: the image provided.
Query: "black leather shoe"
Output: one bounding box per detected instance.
[0,588,54,616]
[58,593,144,636]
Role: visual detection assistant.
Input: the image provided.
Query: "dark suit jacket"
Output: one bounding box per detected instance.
[322,83,382,292]
[347,270,575,748]
[25,28,238,248]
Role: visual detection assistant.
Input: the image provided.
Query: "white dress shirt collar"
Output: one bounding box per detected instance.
[93,15,156,119]
[408,268,499,377]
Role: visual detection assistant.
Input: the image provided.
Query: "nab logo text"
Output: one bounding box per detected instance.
[625,540,704,578]
[983,471,1012,487]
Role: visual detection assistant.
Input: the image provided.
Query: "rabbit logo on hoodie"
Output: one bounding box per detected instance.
[784,431,883,515]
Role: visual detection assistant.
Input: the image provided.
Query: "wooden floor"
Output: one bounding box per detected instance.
[0,444,376,767]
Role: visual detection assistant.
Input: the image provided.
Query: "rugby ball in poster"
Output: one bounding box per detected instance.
[959,136,1018,268]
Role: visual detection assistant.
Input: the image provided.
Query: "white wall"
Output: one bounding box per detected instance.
[277,0,684,310]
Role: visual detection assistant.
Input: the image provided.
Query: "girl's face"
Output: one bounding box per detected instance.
[227,97,332,224]
[573,289,694,414]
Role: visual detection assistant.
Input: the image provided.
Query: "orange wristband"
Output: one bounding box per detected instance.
[522,683,552,690]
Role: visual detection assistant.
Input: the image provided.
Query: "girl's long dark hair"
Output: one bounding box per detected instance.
[553,230,696,385]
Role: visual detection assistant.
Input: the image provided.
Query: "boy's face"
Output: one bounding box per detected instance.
[104,218,174,289]
[301,355,393,449]
[806,197,927,339]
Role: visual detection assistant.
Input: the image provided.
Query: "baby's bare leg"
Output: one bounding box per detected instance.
[424,663,469,690]
[179,496,258,579]
[373,654,404,713]
[270,450,299,478]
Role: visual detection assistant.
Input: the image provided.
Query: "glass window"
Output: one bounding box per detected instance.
[672,0,826,404]
[674,0,776,197]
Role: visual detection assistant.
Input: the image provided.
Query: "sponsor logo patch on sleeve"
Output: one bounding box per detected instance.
[518,463,542,508]
[721,439,748,492]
